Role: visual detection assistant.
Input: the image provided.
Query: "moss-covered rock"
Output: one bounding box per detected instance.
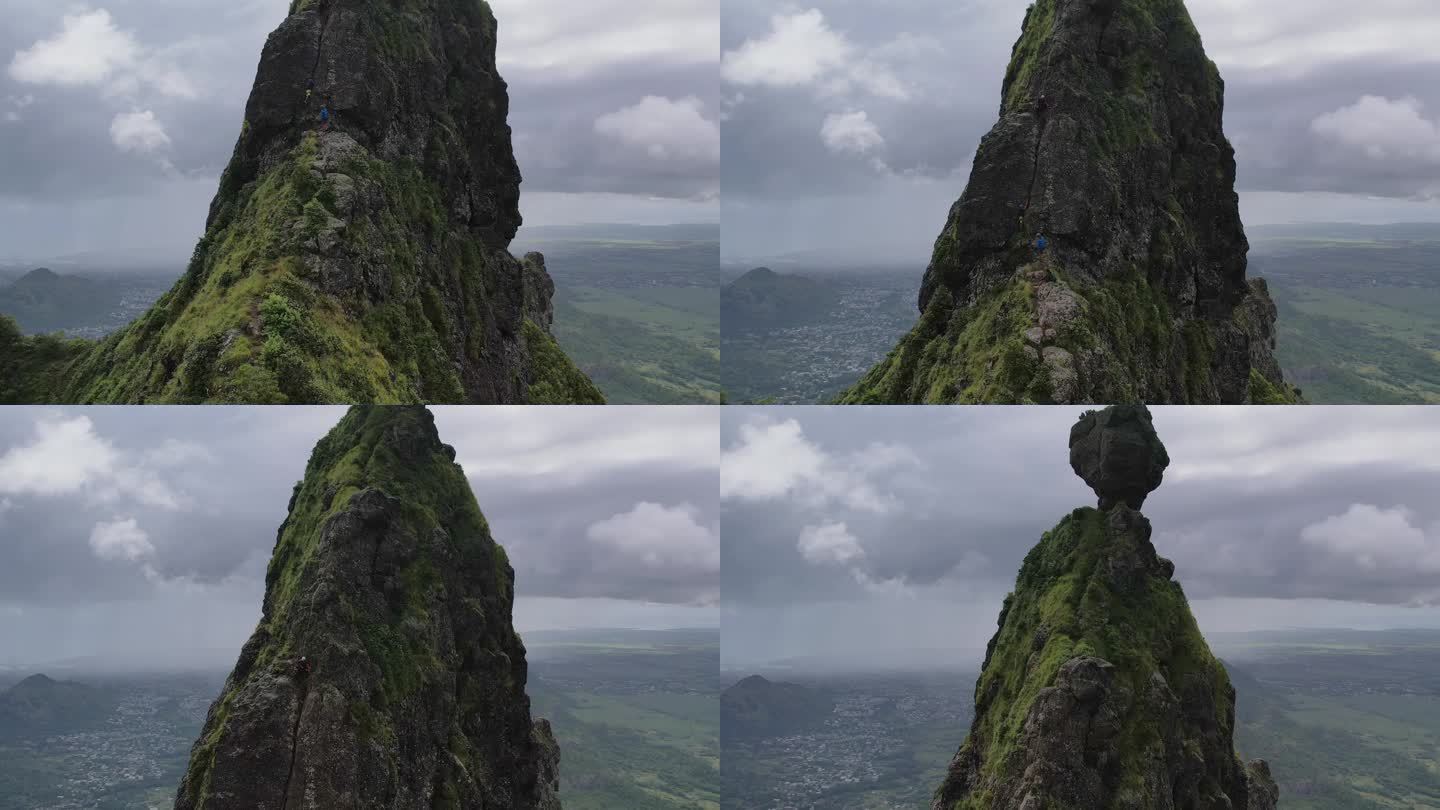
[840,0,1297,405]
[2,0,600,405]
[173,406,561,809]
[931,408,1277,810]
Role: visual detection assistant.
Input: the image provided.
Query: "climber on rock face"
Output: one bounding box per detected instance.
[319,104,330,131]
[296,656,311,677]
[1034,232,1048,256]
[306,78,314,102]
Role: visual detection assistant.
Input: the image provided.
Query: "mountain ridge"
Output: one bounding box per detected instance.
[0,0,601,405]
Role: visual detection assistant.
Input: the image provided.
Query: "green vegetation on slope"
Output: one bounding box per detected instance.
[180,406,521,797]
[552,287,719,404]
[952,507,1237,808]
[0,134,598,405]
[527,631,719,810]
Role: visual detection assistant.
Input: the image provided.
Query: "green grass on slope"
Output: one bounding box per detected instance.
[181,406,516,795]
[529,687,719,810]
[552,287,720,404]
[1237,692,1440,809]
[3,133,598,404]
[838,279,1052,404]
[1273,283,1440,404]
[953,507,1235,808]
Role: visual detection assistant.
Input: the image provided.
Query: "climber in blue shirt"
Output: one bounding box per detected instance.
[1034,233,1048,255]
[319,105,330,130]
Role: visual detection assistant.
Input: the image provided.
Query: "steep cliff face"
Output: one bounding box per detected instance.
[932,405,1277,810]
[1,0,601,405]
[174,406,561,809]
[839,0,1299,405]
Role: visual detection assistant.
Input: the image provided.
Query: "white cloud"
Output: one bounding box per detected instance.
[0,415,183,509]
[796,521,912,596]
[109,110,171,153]
[594,95,720,163]
[89,518,155,562]
[587,502,719,572]
[821,110,884,155]
[1301,504,1440,573]
[722,418,914,513]
[721,9,851,88]
[0,417,120,496]
[1312,95,1440,163]
[8,7,199,100]
[798,522,865,564]
[9,9,140,87]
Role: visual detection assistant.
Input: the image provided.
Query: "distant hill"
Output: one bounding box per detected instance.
[721,674,835,742]
[0,673,116,739]
[0,268,117,334]
[722,267,839,331]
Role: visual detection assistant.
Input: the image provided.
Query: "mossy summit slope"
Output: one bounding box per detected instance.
[0,0,602,404]
[174,406,561,809]
[932,405,1278,810]
[839,0,1299,405]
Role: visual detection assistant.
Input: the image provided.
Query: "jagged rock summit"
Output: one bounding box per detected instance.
[174,406,561,809]
[1,0,602,405]
[839,0,1300,405]
[1069,404,1170,509]
[932,405,1277,810]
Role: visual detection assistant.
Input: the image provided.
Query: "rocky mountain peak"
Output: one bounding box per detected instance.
[1069,404,1170,509]
[840,0,1300,405]
[173,406,561,809]
[1,0,601,405]
[931,407,1277,809]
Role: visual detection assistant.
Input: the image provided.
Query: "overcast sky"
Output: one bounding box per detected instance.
[0,0,717,264]
[720,0,1440,264]
[721,406,1440,671]
[0,406,718,672]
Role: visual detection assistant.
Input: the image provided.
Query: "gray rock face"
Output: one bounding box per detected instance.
[173,407,560,808]
[841,0,1298,404]
[0,0,603,405]
[217,0,520,247]
[1069,405,1170,509]
[933,412,1278,808]
[931,500,1277,810]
